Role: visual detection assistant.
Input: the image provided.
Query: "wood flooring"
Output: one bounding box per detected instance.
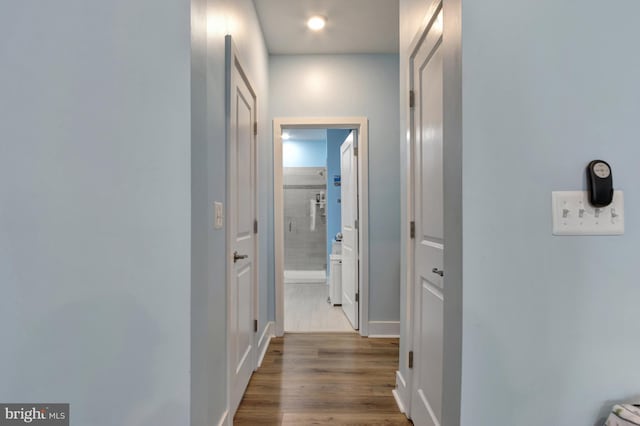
[285,283,354,332]
[234,333,412,425]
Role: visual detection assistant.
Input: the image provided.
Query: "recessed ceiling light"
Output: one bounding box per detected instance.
[307,16,327,31]
[282,132,290,140]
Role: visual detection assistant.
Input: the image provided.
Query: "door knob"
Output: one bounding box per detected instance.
[432,267,444,277]
[233,251,248,263]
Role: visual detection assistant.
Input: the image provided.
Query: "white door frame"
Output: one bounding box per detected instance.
[225,35,259,419]
[273,117,369,337]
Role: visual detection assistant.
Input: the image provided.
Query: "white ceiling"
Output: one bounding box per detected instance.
[253,0,399,55]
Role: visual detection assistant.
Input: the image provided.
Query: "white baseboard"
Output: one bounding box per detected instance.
[367,321,400,337]
[223,322,273,426]
[217,409,229,426]
[392,389,406,414]
[394,370,411,415]
[257,321,275,367]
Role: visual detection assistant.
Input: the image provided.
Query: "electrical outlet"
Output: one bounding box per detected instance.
[552,190,624,235]
[214,202,224,229]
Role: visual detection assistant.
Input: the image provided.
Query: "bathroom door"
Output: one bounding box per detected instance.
[340,132,358,329]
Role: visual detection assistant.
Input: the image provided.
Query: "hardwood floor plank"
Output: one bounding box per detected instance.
[243,382,396,397]
[281,413,411,425]
[234,333,411,425]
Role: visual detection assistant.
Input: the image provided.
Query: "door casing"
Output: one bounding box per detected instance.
[273,117,369,336]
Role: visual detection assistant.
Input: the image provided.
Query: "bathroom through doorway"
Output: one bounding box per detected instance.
[274,117,369,335]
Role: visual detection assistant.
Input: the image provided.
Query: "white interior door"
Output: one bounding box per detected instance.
[340,131,358,329]
[410,8,444,426]
[228,39,257,415]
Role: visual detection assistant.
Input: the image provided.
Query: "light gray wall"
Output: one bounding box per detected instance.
[270,54,401,322]
[0,1,191,425]
[190,1,269,425]
[459,1,640,425]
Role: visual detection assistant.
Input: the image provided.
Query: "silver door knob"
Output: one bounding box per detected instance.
[233,251,248,263]
[432,268,444,277]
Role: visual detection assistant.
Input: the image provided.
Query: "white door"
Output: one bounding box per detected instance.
[227,38,257,415]
[340,131,358,329]
[410,7,444,426]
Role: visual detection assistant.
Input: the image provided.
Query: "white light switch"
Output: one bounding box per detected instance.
[214,202,224,229]
[552,190,624,235]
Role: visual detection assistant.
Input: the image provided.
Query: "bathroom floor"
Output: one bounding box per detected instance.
[284,283,354,332]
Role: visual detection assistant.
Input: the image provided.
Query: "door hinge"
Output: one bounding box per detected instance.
[409,90,415,108]
[254,219,258,234]
[354,146,358,156]
[355,219,359,230]
[410,221,415,239]
[253,122,257,136]
[355,293,359,303]
[408,350,414,369]
[254,319,258,332]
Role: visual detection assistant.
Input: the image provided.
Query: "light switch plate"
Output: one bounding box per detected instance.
[552,190,624,235]
[214,202,224,229]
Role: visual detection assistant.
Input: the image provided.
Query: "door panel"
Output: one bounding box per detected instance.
[228,41,257,415]
[236,264,252,373]
[236,90,253,233]
[411,6,444,426]
[340,132,358,329]
[419,73,444,243]
[411,279,443,426]
[419,281,443,420]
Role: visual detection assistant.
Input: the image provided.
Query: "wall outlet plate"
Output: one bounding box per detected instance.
[552,190,624,236]
[214,202,224,229]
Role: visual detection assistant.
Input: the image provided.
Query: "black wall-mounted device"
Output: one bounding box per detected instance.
[586,160,614,207]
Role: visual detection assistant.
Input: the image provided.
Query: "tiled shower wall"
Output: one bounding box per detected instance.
[283,167,327,271]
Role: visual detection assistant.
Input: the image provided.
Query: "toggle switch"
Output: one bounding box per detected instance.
[552,191,624,235]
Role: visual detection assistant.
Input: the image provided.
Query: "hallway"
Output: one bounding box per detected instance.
[234,334,411,425]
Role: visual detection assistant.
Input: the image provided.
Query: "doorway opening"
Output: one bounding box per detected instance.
[281,128,349,332]
[274,117,369,336]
